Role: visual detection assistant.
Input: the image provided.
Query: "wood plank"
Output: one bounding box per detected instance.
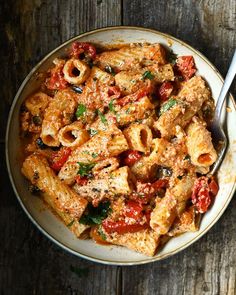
[0,0,121,141]
[122,0,236,294]
[1,0,121,294]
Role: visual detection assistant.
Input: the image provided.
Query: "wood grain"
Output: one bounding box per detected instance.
[1,0,236,294]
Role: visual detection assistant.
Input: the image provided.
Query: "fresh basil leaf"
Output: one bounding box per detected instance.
[142,70,154,80]
[77,162,96,177]
[160,98,177,115]
[79,201,111,225]
[76,104,87,118]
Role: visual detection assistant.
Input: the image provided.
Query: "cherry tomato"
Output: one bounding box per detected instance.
[158,81,173,101]
[50,147,71,172]
[124,201,144,220]
[75,175,88,186]
[176,56,196,80]
[108,86,121,99]
[122,150,142,167]
[151,179,169,192]
[191,176,219,213]
[71,42,96,59]
[102,219,148,235]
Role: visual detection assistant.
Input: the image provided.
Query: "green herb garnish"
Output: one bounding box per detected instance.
[91,152,98,158]
[70,265,89,278]
[108,99,116,114]
[79,201,111,225]
[32,115,42,126]
[105,65,116,76]
[168,49,178,65]
[77,162,96,177]
[142,70,154,80]
[184,154,191,161]
[76,104,87,118]
[97,110,107,125]
[98,227,107,240]
[88,128,98,136]
[67,220,75,227]
[160,98,177,115]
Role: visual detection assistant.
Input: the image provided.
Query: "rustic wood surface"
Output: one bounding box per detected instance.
[1,0,236,294]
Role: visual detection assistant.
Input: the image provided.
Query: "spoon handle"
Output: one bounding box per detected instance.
[215,50,236,119]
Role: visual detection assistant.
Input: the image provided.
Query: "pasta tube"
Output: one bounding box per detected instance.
[58,125,129,184]
[22,153,88,237]
[186,120,217,168]
[63,58,90,85]
[150,174,196,234]
[58,121,90,147]
[123,123,153,154]
[41,89,77,146]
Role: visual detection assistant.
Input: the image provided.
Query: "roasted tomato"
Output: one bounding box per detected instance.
[71,42,96,59]
[176,56,196,80]
[46,62,68,90]
[116,82,152,107]
[123,200,144,220]
[102,219,148,235]
[50,147,72,172]
[191,176,219,213]
[158,81,173,101]
[75,175,88,186]
[122,150,142,167]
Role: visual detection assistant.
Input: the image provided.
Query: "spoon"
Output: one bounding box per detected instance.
[209,49,236,175]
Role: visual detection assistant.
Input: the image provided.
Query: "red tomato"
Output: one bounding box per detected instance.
[158,81,173,101]
[46,67,68,90]
[191,176,219,213]
[117,82,152,107]
[102,219,148,235]
[108,86,121,99]
[176,56,196,80]
[71,42,96,59]
[75,175,88,186]
[124,201,144,220]
[50,147,72,172]
[122,150,142,167]
[151,179,169,192]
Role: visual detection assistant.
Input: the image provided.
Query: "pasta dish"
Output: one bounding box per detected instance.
[20,41,219,256]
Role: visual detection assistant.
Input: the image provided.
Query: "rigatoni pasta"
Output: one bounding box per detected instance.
[20,41,219,256]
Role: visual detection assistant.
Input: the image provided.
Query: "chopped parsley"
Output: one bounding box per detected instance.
[91,152,98,158]
[97,110,107,125]
[142,70,155,80]
[160,98,177,115]
[105,65,116,76]
[76,104,87,118]
[184,154,191,161]
[79,201,111,225]
[108,99,116,114]
[177,175,183,180]
[70,265,89,278]
[88,128,98,136]
[32,115,42,126]
[168,49,178,65]
[77,162,96,177]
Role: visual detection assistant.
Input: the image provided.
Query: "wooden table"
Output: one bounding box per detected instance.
[1,1,236,294]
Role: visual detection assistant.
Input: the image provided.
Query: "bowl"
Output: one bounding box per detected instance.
[6,26,236,265]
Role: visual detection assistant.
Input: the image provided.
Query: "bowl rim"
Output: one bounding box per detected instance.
[5,25,236,266]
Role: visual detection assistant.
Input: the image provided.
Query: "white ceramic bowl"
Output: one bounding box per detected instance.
[6,26,236,265]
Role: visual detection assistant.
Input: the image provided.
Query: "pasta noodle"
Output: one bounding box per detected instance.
[20,41,219,256]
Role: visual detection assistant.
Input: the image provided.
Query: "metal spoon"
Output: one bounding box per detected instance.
[209,50,236,175]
